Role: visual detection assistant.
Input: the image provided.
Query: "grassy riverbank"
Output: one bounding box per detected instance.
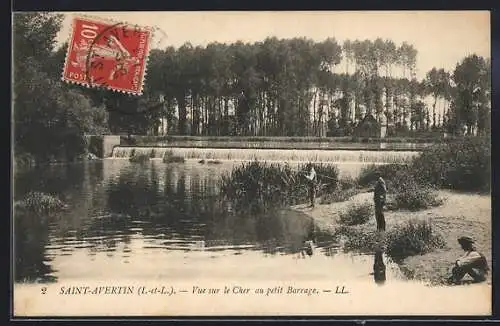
[292,190,492,285]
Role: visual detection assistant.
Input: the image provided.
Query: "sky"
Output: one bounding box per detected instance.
[55,11,490,81]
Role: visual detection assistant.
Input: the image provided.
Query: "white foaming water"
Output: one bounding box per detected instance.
[111,146,418,164]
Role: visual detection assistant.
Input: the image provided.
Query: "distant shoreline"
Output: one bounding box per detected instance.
[123,135,483,145]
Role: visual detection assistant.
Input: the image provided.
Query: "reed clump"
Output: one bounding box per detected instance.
[338,202,372,226]
[219,160,339,211]
[15,191,67,214]
[385,219,446,262]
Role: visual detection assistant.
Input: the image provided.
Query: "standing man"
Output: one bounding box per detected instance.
[305,166,317,208]
[373,173,387,231]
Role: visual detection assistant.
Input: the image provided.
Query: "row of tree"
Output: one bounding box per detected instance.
[142,39,490,137]
[13,13,491,164]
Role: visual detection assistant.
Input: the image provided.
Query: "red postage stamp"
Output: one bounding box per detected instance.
[62,16,152,95]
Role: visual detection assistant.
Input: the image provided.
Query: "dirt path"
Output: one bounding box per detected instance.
[292,190,492,284]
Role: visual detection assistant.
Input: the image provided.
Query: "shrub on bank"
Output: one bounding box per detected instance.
[338,175,357,190]
[411,137,490,192]
[320,187,359,204]
[391,170,444,211]
[16,191,66,214]
[320,176,359,204]
[332,226,378,253]
[163,150,185,163]
[357,163,410,189]
[338,202,372,226]
[385,219,446,262]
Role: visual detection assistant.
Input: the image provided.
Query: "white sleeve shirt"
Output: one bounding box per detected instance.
[306,167,316,181]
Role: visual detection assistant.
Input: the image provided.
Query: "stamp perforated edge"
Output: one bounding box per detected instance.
[61,14,155,96]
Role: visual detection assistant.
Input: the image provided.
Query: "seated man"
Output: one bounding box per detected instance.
[448,236,489,284]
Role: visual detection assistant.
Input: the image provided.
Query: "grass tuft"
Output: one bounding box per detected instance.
[15,191,66,214]
[338,202,372,226]
[385,219,446,262]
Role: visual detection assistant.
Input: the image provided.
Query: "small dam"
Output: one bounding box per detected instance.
[111,146,420,164]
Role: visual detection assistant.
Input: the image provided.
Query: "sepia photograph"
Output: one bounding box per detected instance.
[12,11,491,316]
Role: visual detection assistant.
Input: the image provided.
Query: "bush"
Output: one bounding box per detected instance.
[332,226,378,253]
[411,137,490,192]
[338,202,372,226]
[320,175,360,204]
[163,150,185,163]
[320,188,359,204]
[338,175,357,190]
[385,219,446,262]
[15,191,66,214]
[391,171,444,211]
[357,163,410,188]
[129,153,150,163]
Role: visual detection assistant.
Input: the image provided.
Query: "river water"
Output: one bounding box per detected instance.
[14,159,401,284]
[13,158,491,316]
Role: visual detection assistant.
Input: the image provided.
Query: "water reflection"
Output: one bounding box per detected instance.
[14,212,58,283]
[14,161,329,282]
[15,160,406,285]
[373,249,387,285]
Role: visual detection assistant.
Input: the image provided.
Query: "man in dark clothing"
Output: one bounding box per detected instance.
[373,249,386,285]
[447,236,489,284]
[373,174,387,231]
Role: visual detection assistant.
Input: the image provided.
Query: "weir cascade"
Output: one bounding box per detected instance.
[111,146,420,164]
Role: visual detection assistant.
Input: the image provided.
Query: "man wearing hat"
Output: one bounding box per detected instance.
[447,236,489,284]
[373,173,387,231]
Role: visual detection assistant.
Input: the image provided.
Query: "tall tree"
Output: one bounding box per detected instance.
[423,68,451,130]
[14,13,109,163]
[450,54,490,135]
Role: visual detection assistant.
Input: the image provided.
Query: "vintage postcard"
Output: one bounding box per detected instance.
[12,11,491,317]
